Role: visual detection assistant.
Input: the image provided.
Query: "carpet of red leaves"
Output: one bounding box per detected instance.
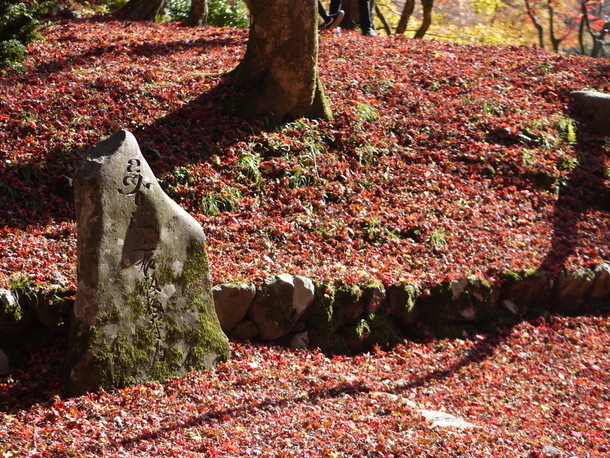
[0,17,608,291]
[1,315,609,456]
[1,17,609,456]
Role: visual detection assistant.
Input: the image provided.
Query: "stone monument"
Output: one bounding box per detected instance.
[65,130,229,396]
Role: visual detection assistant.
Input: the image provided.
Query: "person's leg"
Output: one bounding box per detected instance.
[320,1,344,31]
[329,0,343,15]
[318,0,330,21]
[358,0,376,35]
[327,9,344,30]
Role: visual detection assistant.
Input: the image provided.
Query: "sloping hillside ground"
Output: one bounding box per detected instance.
[1,19,608,291]
[0,18,609,456]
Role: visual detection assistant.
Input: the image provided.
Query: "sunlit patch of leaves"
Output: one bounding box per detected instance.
[200,186,242,216]
[1,315,609,456]
[555,115,579,143]
[237,150,262,184]
[0,18,608,293]
[355,102,379,123]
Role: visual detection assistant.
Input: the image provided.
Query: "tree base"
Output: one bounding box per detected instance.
[224,66,333,124]
[224,0,333,124]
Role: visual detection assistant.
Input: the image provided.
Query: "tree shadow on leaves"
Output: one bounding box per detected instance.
[28,17,246,77]
[107,333,506,453]
[1,17,249,230]
[390,331,508,393]
[131,76,254,175]
[539,106,609,274]
[0,336,66,414]
[0,74,253,231]
[108,380,374,453]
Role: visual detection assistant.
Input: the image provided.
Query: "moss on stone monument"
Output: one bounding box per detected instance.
[181,241,211,292]
[182,304,230,369]
[67,240,228,393]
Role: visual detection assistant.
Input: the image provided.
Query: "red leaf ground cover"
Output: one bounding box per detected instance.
[0,18,608,290]
[1,315,609,456]
[1,18,609,456]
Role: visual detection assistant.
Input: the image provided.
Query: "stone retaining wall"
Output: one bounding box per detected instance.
[1,262,609,374]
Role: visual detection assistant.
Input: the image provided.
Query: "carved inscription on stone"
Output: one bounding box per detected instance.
[118,158,152,204]
[118,157,170,366]
[66,129,229,396]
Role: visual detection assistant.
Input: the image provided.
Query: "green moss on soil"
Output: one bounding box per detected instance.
[365,279,385,291]
[303,283,339,333]
[309,329,349,355]
[390,284,421,324]
[335,284,363,303]
[362,311,401,349]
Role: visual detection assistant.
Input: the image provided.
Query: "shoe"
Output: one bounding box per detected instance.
[320,10,344,31]
[363,28,378,37]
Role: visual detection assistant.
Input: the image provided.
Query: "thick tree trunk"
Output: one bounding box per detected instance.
[186,0,208,26]
[524,0,545,49]
[118,0,166,21]
[396,0,416,35]
[413,0,433,39]
[229,0,332,123]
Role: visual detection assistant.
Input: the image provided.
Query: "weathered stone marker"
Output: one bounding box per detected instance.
[65,130,229,396]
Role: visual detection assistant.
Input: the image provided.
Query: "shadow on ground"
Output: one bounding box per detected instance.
[0,17,250,230]
[540,104,609,273]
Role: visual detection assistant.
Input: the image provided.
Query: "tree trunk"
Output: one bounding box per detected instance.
[413,0,433,39]
[396,0,416,35]
[229,0,332,123]
[524,0,545,48]
[118,0,166,21]
[578,2,587,55]
[580,0,608,57]
[186,0,208,26]
[591,23,608,57]
[547,0,563,52]
[374,3,391,36]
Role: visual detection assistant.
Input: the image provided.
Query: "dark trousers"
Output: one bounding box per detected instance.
[318,0,329,21]
[329,0,373,32]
